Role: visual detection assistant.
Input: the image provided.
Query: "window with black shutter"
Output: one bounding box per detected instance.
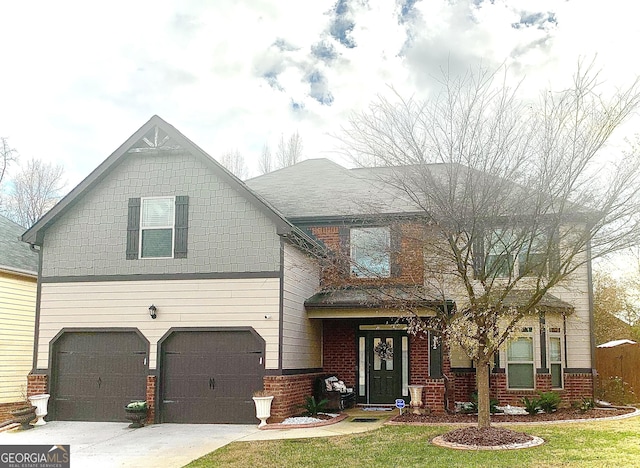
[126,196,189,259]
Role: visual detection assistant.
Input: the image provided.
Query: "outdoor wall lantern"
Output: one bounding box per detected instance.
[149,304,157,319]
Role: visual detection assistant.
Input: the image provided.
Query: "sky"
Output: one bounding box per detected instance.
[1,0,639,188]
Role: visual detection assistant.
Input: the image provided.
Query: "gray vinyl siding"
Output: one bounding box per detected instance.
[41,149,281,277]
[281,243,322,370]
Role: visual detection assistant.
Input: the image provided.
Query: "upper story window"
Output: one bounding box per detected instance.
[485,229,549,278]
[140,197,175,258]
[350,227,390,278]
[126,196,189,260]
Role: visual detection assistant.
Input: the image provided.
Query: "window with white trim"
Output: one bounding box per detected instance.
[548,328,563,389]
[350,227,390,277]
[507,327,535,389]
[485,229,549,278]
[140,197,175,258]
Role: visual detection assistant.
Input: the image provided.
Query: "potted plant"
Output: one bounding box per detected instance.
[124,401,148,428]
[252,390,274,427]
[10,405,37,430]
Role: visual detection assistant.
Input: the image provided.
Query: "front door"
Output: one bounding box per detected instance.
[360,330,407,404]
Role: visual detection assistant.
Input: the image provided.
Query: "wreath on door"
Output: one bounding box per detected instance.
[374,340,394,360]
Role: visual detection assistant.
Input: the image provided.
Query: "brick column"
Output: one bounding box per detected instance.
[146,375,156,424]
[424,378,446,413]
[27,373,48,398]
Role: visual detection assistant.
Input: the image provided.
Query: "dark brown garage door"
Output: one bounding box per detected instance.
[160,330,265,423]
[51,331,147,421]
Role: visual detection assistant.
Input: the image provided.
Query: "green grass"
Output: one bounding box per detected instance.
[185,417,640,468]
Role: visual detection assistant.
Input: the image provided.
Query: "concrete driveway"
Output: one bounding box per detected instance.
[0,421,261,467]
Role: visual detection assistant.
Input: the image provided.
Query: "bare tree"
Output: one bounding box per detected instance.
[258,144,273,175]
[275,131,304,169]
[6,158,66,228]
[334,62,640,428]
[0,137,18,187]
[218,150,249,180]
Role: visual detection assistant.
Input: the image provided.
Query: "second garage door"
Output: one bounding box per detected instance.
[159,329,265,423]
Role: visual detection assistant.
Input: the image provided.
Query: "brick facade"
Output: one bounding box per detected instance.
[263,373,324,422]
[322,320,357,388]
[424,379,446,413]
[146,375,156,424]
[310,223,424,288]
[409,333,429,384]
[451,368,594,407]
[27,373,48,398]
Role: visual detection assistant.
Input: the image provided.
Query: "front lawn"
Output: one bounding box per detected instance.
[186,416,640,467]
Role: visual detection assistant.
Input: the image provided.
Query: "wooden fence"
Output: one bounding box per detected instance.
[595,343,640,403]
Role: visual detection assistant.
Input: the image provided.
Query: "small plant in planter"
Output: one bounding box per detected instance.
[539,391,561,413]
[299,396,329,417]
[124,401,148,428]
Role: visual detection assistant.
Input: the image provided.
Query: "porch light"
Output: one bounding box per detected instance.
[149,304,157,319]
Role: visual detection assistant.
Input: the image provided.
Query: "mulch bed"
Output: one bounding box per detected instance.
[442,427,533,446]
[391,407,634,424]
[391,407,636,447]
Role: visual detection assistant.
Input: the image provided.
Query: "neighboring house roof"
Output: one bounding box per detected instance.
[597,339,637,348]
[0,214,37,276]
[246,159,421,221]
[21,116,320,251]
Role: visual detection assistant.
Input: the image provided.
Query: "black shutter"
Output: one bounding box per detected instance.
[390,224,402,277]
[338,226,350,277]
[174,195,189,258]
[126,198,141,260]
[548,227,561,275]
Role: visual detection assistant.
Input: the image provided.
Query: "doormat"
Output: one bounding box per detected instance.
[350,418,380,423]
[362,407,393,411]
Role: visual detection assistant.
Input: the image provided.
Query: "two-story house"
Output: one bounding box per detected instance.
[247,158,595,411]
[21,117,594,425]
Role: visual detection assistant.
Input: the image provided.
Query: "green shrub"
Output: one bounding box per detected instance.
[300,396,329,416]
[573,397,595,413]
[539,391,561,413]
[468,392,502,414]
[522,396,541,415]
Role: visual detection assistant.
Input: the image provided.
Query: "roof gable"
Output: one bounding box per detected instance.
[22,116,297,245]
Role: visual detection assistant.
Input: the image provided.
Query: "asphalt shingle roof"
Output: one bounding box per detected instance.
[0,214,38,275]
[246,159,420,220]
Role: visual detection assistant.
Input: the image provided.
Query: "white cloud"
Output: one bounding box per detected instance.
[0,0,638,185]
